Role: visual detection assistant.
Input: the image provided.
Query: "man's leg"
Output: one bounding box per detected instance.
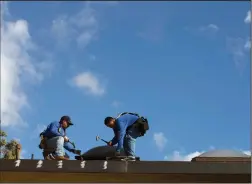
[64,142,74,152]
[123,134,136,159]
[46,136,68,160]
[64,152,70,159]
[123,126,140,160]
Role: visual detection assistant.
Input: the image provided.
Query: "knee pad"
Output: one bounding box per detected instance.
[57,136,64,145]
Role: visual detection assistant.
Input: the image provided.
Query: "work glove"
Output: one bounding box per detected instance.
[73,149,81,155]
[64,136,69,142]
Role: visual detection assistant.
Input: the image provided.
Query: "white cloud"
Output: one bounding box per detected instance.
[51,15,74,45]
[104,1,119,6]
[244,39,251,50]
[71,71,105,96]
[199,24,219,32]
[20,149,27,159]
[185,24,219,37]
[164,151,204,161]
[13,137,21,143]
[226,37,250,73]
[111,100,120,108]
[51,4,99,49]
[243,150,251,156]
[153,132,167,151]
[165,149,251,161]
[1,2,9,17]
[224,11,250,73]
[89,54,96,61]
[1,4,51,127]
[77,31,96,47]
[209,146,215,150]
[84,1,119,11]
[89,1,119,6]
[30,124,47,139]
[244,11,251,24]
[138,19,166,42]
[36,123,47,133]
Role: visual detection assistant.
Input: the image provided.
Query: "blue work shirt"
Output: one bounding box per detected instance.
[110,114,139,152]
[42,121,65,139]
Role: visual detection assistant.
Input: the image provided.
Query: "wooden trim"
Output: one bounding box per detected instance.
[1,172,251,183]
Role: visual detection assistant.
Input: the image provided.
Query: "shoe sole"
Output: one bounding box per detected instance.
[120,158,136,161]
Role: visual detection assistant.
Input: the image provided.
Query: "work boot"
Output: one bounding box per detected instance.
[70,149,81,155]
[54,155,69,160]
[45,155,52,160]
[121,156,136,161]
[127,156,136,161]
[45,153,55,160]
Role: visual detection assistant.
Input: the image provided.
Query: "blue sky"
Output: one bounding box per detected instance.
[1,1,251,161]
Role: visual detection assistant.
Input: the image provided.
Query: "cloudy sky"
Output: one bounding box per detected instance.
[1,1,251,160]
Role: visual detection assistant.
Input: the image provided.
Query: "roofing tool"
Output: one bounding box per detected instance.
[95,135,109,144]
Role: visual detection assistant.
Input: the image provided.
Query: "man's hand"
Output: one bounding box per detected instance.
[107,141,113,146]
[64,136,69,142]
[73,149,81,155]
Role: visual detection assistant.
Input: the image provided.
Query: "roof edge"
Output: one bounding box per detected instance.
[191,156,251,162]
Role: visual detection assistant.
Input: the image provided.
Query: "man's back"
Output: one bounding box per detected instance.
[115,114,139,132]
[43,121,64,139]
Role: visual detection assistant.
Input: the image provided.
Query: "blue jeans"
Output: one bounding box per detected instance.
[123,126,140,157]
[46,136,74,157]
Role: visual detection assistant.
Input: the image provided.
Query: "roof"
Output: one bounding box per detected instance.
[198,150,250,158]
[76,145,128,160]
[82,145,127,157]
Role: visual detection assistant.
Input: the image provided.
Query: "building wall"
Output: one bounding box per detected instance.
[1,172,250,183]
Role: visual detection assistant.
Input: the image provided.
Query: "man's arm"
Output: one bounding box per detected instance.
[109,129,118,145]
[116,131,125,152]
[110,136,117,145]
[115,122,126,153]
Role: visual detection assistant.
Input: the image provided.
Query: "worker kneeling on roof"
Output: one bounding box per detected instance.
[39,115,81,160]
[104,112,149,161]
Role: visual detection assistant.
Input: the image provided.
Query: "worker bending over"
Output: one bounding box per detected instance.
[104,112,149,161]
[39,115,81,160]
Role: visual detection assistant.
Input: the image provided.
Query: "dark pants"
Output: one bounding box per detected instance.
[123,126,141,157]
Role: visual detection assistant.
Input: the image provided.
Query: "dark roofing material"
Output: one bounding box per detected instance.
[198,150,250,157]
[192,150,251,162]
[76,145,127,160]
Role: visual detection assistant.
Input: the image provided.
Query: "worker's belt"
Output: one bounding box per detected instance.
[39,137,47,149]
[39,136,55,149]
